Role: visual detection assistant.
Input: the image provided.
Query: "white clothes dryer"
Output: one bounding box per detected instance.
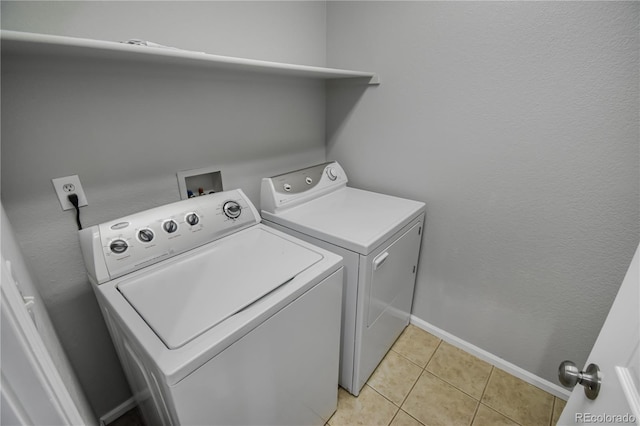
[261,162,425,396]
[79,189,343,426]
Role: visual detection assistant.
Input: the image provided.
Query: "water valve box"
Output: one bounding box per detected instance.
[177,167,223,200]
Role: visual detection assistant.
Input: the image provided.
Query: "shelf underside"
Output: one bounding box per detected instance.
[1,30,380,85]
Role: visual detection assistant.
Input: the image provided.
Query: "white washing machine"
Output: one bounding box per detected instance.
[261,162,425,396]
[79,189,343,426]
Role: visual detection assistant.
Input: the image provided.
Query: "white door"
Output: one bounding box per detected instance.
[1,257,88,426]
[558,244,639,425]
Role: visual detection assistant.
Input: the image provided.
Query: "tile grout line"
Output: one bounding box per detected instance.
[390,347,425,370]
[478,366,493,403]
[468,401,480,426]
[385,327,554,426]
[371,383,433,426]
[494,367,556,426]
[382,336,445,425]
[344,328,442,426]
[376,328,556,426]
[362,384,401,426]
[365,362,421,425]
[398,338,444,424]
[479,367,524,426]
[390,334,443,371]
[387,409,402,426]
[422,341,497,410]
[469,365,494,426]
[393,329,532,426]
[550,397,557,426]
[426,364,493,403]
[395,408,426,426]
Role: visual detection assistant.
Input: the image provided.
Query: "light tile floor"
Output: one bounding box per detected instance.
[328,325,567,426]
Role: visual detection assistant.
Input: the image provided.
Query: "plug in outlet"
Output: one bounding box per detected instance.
[52,175,88,211]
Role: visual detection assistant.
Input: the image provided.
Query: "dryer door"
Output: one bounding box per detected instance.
[367,220,423,328]
[354,216,424,393]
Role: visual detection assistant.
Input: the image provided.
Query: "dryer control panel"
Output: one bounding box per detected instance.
[261,161,348,214]
[79,189,260,284]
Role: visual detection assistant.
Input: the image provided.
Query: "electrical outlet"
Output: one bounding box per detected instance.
[52,175,88,211]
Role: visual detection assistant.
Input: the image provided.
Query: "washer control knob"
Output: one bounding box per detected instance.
[326,167,338,181]
[223,201,242,219]
[110,239,128,254]
[186,212,200,226]
[137,228,154,243]
[283,183,292,192]
[163,220,178,234]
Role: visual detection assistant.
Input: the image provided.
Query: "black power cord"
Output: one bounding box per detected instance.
[68,193,83,230]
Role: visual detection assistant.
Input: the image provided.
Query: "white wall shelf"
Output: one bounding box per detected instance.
[1,30,380,85]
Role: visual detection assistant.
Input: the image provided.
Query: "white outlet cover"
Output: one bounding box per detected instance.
[52,175,88,211]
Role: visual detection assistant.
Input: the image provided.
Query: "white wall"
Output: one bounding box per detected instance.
[327,1,639,387]
[1,1,328,418]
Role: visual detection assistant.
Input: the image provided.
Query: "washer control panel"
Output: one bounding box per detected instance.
[79,189,260,283]
[260,161,348,214]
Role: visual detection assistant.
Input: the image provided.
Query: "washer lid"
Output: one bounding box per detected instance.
[117,227,323,349]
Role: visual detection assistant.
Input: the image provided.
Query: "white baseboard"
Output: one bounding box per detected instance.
[410,315,571,400]
[99,397,137,426]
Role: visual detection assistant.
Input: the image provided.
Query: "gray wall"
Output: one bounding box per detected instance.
[1,1,327,418]
[326,1,639,386]
[3,0,639,418]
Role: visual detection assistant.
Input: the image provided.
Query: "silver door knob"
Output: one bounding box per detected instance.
[558,360,601,400]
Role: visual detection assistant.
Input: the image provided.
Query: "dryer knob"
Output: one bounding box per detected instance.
[326,167,338,181]
[163,220,178,233]
[223,201,242,219]
[110,239,128,254]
